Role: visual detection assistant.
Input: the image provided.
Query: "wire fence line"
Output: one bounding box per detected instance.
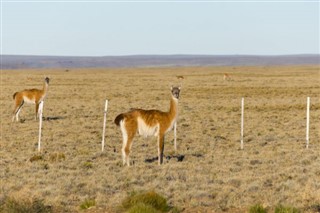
[3,96,319,152]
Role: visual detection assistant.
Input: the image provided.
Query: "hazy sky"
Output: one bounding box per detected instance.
[1,1,319,56]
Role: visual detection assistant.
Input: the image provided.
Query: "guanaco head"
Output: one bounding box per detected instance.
[45,77,50,84]
[171,86,181,99]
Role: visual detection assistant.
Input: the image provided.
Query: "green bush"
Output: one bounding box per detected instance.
[121,191,170,212]
[249,204,267,213]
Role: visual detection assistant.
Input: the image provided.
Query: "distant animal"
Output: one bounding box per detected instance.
[12,77,50,122]
[176,75,184,80]
[223,73,232,81]
[114,86,181,166]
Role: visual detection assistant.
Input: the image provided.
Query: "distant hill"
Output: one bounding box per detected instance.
[1,54,319,69]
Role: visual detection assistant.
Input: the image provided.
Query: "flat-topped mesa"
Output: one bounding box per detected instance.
[114,86,181,166]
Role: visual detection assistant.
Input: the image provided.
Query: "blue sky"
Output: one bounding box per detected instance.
[1,1,319,56]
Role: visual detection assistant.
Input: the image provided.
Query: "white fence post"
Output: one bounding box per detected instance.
[101,100,108,152]
[306,97,310,149]
[240,97,244,150]
[38,101,44,152]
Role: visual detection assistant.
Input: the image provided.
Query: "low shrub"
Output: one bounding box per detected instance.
[121,191,171,212]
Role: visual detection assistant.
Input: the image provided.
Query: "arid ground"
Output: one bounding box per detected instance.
[1,66,319,212]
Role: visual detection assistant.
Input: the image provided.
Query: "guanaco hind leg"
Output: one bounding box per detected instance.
[120,120,136,166]
[12,100,24,122]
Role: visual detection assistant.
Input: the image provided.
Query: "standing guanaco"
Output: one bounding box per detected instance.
[12,77,50,122]
[115,86,181,166]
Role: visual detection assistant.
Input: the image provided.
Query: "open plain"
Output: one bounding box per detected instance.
[1,66,320,212]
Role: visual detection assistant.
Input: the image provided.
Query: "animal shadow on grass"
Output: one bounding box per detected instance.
[17,116,64,123]
[43,116,65,121]
[145,154,185,163]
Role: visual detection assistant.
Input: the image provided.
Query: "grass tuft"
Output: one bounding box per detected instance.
[121,191,171,212]
[275,204,300,213]
[81,161,93,169]
[29,154,44,162]
[249,204,267,213]
[79,199,96,210]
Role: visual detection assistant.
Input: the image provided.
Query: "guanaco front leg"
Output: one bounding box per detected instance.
[158,133,165,165]
[35,102,40,120]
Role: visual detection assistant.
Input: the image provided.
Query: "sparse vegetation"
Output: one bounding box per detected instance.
[0,197,52,213]
[274,204,300,213]
[1,66,319,212]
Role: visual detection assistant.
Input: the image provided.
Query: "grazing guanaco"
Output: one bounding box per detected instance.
[223,73,232,81]
[176,75,184,80]
[12,77,50,122]
[114,86,181,166]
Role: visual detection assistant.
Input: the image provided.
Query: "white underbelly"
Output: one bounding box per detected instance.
[23,97,36,104]
[137,118,159,137]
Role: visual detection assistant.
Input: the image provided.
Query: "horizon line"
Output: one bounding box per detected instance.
[1,53,319,57]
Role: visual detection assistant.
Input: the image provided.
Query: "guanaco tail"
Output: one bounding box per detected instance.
[114,86,181,166]
[12,77,50,122]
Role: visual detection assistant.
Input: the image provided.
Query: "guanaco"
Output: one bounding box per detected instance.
[223,73,232,81]
[12,77,50,122]
[176,75,184,80]
[114,86,181,166]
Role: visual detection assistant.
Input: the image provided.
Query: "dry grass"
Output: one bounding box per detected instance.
[1,66,319,212]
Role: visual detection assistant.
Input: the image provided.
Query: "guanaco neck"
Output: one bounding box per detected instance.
[168,95,179,119]
[42,81,49,95]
